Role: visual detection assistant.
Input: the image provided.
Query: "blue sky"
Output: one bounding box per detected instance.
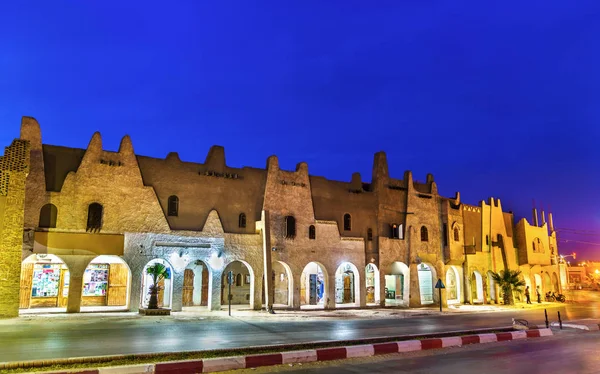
[1,1,599,259]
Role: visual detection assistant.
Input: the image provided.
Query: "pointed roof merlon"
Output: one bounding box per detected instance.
[118,135,134,155]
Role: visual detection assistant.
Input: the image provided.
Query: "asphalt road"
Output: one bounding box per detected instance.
[263,329,600,374]
[0,300,597,363]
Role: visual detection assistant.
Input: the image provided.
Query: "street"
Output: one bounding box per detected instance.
[2,299,597,363]
[242,329,600,374]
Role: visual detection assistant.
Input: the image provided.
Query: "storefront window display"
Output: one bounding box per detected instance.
[83,264,109,297]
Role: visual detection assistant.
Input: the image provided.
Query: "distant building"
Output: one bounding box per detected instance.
[0,117,567,317]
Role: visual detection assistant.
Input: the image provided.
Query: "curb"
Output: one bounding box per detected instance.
[550,321,600,331]
[22,329,553,374]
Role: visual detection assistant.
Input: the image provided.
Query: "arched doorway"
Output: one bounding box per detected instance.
[141,259,173,309]
[445,266,461,304]
[81,255,131,311]
[418,263,435,305]
[183,260,211,309]
[20,254,69,312]
[300,262,327,308]
[534,273,542,295]
[221,260,254,308]
[385,261,409,306]
[543,272,552,295]
[470,271,484,304]
[552,273,559,293]
[335,262,360,306]
[365,263,380,306]
[273,261,293,307]
[487,271,496,303]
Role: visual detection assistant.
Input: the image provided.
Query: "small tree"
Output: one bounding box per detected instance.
[146,263,171,309]
[491,269,525,305]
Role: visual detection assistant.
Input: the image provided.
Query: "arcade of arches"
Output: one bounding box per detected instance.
[17,254,562,314]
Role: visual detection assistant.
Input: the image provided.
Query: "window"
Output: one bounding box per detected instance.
[532,238,544,253]
[486,235,489,245]
[239,213,247,228]
[391,224,403,239]
[343,214,352,231]
[167,195,179,217]
[454,227,460,241]
[367,228,373,241]
[86,203,103,232]
[309,225,316,239]
[285,216,296,238]
[39,204,57,228]
[420,226,429,242]
[236,273,242,287]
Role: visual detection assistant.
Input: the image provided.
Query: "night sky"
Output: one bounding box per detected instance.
[1,2,599,259]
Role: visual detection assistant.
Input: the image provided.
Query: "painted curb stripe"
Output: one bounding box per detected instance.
[420,338,443,350]
[98,364,154,373]
[441,336,462,348]
[373,342,399,355]
[538,328,553,337]
[281,349,317,364]
[461,335,480,345]
[155,360,203,374]
[478,333,498,343]
[245,353,283,368]
[525,329,541,338]
[496,332,513,342]
[510,331,527,340]
[345,345,375,358]
[316,347,347,361]
[397,340,422,352]
[202,357,245,373]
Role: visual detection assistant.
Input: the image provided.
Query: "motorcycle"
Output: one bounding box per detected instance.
[545,291,566,303]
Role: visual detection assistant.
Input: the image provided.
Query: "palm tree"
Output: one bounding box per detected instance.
[491,269,526,305]
[146,263,171,309]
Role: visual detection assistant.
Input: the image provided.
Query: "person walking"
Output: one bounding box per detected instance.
[536,286,542,303]
[525,286,532,304]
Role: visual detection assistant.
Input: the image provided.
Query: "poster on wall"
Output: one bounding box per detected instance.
[83,264,109,297]
[31,264,60,297]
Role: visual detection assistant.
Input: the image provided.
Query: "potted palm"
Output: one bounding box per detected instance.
[491,269,525,305]
[146,263,170,309]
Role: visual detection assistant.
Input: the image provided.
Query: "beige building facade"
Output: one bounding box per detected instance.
[0,117,567,317]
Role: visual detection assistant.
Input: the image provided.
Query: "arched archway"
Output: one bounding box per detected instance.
[273,261,293,307]
[81,255,131,311]
[20,254,70,312]
[543,272,552,295]
[445,266,461,304]
[335,262,360,306]
[300,262,328,309]
[418,263,436,305]
[221,260,254,308]
[385,262,409,306]
[470,271,484,304]
[365,263,380,306]
[552,273,559,293]
[141,259,173,309]
[533,273,542,295]
[182,259,211,309]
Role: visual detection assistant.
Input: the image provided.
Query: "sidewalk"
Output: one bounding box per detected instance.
[0,301,565,326]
